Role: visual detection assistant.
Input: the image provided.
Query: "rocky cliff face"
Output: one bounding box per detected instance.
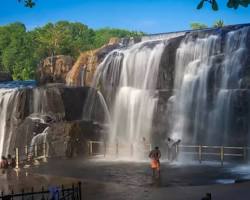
[37,55,74,85]
[66,38,120,86]
[0,84,105,157]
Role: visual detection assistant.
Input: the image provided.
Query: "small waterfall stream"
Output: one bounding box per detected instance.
[29,127,50,154]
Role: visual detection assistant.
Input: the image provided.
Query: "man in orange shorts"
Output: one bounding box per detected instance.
[149,146,161,178]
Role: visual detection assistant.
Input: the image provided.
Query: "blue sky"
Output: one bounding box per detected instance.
[0,0,249,33]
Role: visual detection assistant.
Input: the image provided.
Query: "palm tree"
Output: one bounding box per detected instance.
[213,20,225,28]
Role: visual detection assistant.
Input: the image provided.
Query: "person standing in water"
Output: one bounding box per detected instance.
[149,146,161,178]
[0,156,8,169]
[166,137,174,161]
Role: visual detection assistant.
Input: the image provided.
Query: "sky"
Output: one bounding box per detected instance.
[0,0,249,34]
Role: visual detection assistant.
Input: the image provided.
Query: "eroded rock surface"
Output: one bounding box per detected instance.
[66,38,120,86]
[37,55,74,85]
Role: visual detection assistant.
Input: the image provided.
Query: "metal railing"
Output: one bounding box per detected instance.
[12,141,249,167]
[87,141,249,165]
[179,145,248,166]
[87,141,152,158]
[0,182,82,200]
[12,142,48,170]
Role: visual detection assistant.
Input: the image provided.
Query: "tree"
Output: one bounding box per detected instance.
[18,0,35,8]
[0,21,145,80]
[213,20,225,28]
[190,22,208,30]
[94,28,144,48]
[197,0,250,11]
[0,22,37,79]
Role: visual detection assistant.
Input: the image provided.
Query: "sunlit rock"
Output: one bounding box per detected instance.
[37,55,74,85]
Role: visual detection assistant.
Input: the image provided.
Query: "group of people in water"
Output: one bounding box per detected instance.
[0,154,16,169]
[148,137,181,178]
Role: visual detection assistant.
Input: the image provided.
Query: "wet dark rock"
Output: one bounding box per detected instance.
[14,117,48,153]
[157,35,184,90]
[4,85,106,157]
[60,87,90,121]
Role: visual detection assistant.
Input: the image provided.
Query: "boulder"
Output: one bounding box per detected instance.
[0,72,13,82]
[37,55,74,85]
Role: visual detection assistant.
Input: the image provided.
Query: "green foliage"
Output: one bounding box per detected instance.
[190,22,208,30]
[0,22,36,80]
[94,28,144,48]
[0,21,144,80]
[18,0,35,8]
[213,20,225,28]
[197,0,250,10]
[190,20,226,29]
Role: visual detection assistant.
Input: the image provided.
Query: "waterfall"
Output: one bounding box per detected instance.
[0,89,18,157]
[82,50,123,122]
[207,27,249,145]
[0,81,36,157]
[33,88,48,114]
[32,87,65,121]
[83,38,171,158]
[170,27,250,145]
[97,91,111,123]
[29,127,49,154]
[109,41,165,147]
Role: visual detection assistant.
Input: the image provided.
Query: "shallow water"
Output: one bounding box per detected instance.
[30,159,250,187]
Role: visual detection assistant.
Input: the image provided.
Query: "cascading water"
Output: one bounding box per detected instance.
[207,27,249,145]
[1,24,249,161]
[0,89,17,157]
[29,127,49,154]
[170,27,250,145]
[32,87,65,122]
[33,88,49,114]
[170,34,221,142]
[82,50,124,122]
[109,41,166,148]
[0,81,36,157]
[84,39,172,158]
[0,81,66,157]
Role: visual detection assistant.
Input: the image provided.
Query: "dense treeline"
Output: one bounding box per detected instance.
[0,21,144,80]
